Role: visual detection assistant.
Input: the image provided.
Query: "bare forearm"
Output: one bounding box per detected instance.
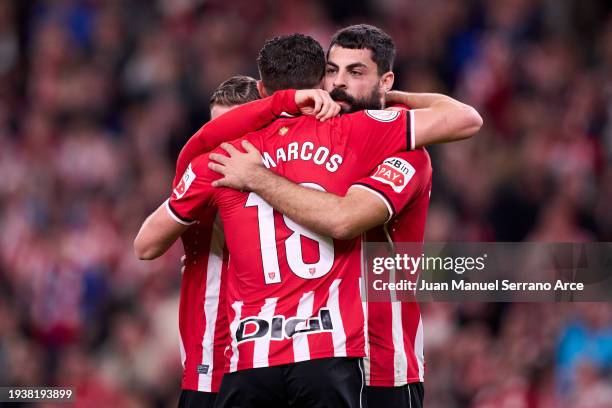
[386,91,462,109]
[246,168,349,238]
[386,91,483,146]
[244,168,388,239]
[134,204,186,260]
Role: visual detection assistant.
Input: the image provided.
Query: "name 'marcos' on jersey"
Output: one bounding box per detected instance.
[261,141,344,173]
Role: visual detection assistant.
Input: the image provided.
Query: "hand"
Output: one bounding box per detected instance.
[208,141,264,191]
[294,89,341,121]
[384,90,405,106]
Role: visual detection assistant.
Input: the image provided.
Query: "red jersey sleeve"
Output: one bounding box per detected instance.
[167,153,221,225]
[342,109,416,172]
[350,149,431,220]
[174,89,298,184]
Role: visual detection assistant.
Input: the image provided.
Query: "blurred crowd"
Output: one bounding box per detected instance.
[0,0,611,407]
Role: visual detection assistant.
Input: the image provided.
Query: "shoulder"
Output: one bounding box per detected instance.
[178,152,221,185]
[340,109,404,124]
[373,149,432,184]
[389,147,431,169]
[189,152,211,173]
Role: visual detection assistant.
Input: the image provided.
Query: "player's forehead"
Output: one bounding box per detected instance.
[327,45,376,71]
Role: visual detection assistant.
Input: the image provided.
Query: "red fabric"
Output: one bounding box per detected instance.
[168,110,411,371]
[174,89,298,185]
[360,149,432,386]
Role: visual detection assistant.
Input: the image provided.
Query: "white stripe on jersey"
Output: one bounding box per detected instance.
[360,278,369,358]
[164,198,196,225]
[384,225,398,303]
[293,291,314,363]
[253,298,278,368]
[409,110,416,150]
[228,301,243,372]
[327,279,347,357]
[360,238,371,383]
[415,315,425,382]
[391,302,408,386]
[179,329,186,368]
[359,239,370,357]
[198,217,224,392]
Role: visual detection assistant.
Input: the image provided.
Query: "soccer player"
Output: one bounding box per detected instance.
[141,77,338,408]
[136,41,345,408]
[173,75,259,408]
[135,33,480,408]
[172,76,339,407]
[207,25,479,408]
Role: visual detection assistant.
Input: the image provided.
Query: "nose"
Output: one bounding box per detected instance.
[333,71,348,89]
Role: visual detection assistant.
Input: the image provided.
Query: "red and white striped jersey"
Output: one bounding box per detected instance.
[170,90,299,392]
[354,149,432,386]
[168,109,413,371]
[174,211,229,392]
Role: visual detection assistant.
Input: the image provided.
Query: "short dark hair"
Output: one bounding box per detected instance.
[257,34,326,94]
[209,75,260,107]
[329,24,395,75]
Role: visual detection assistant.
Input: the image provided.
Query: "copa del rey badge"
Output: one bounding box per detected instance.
[174,163,196,199]
[371,157,415,193]
[365,109,400,122]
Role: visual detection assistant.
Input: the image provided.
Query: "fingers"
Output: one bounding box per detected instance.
[241,140,261,155]
[316,93,330,120]
[296,89,341,121]
[208,162,226,174]
[332,101,341,116]
[316,91,341,121]
[209,152,229,164]
[220,142,239,156]
[313,93,322,115]
[211,177,241,190]
[322,101,339,121]
[294,89,307,107]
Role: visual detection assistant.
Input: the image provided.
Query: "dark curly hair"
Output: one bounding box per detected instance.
[257,33,326,94]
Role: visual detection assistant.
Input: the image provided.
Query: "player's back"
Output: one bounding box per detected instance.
[217,115,368,300]
[175,109,412,372]
[218,111,412,371]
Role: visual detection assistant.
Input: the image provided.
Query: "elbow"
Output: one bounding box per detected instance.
[460,106,483,139]
[329,214,361,240]
[133,239,160,260]
[330,225,359,240]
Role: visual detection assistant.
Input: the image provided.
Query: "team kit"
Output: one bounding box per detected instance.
[135,24,482,408]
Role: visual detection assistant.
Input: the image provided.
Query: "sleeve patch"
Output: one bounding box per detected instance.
[173,163,196,199]
[370,157,416,193]
[365,110,400,122]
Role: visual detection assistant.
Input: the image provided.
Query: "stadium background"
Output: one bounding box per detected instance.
[1,0,611,406]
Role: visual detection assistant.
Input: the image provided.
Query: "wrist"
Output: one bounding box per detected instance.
[245,164,269,191]
[272,89,298,115]
[385,90,405,105]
